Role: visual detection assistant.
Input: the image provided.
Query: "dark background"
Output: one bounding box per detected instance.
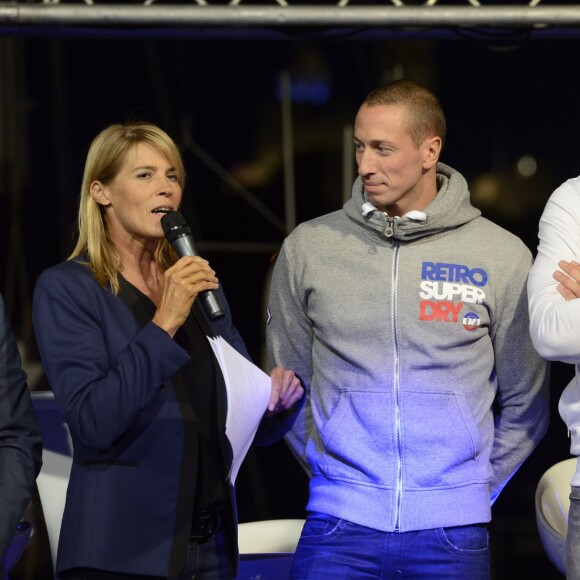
[2,23,579,579]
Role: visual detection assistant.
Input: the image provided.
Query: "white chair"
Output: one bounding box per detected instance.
[237,518,305,580]
[31,391,73,573]
[535,457,577,575]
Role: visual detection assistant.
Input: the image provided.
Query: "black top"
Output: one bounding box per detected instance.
[117,277,228,518]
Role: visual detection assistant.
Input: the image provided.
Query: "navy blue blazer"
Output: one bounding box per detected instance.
[0,292,42,574]
[32,259,249,577]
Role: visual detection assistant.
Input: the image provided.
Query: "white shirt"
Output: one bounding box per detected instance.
[528,176,580,485]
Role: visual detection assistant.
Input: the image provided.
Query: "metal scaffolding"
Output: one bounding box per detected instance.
[2,1,580,34]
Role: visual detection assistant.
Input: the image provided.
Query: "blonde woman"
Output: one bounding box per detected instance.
[32,121,302,580]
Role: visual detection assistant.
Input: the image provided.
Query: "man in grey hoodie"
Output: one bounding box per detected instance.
[266,79,549,579]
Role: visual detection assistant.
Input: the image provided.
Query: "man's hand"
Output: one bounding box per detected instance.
[267,366,304,416]
[554,260,580,301]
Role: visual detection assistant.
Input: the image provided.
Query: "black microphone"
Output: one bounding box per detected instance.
[160,211,225,321]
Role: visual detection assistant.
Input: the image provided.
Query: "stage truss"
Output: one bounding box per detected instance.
[2,0,580,35]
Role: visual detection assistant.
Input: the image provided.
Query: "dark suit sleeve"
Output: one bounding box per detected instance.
[0,294,42,563]
[32,265,191,452]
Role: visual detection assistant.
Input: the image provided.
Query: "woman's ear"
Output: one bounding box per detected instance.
[90,181,110,206]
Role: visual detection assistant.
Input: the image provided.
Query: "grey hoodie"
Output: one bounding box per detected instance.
[266,163,549,532]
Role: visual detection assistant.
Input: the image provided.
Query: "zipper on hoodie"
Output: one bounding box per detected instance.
[385,216,396,238]
[391,240,403,532]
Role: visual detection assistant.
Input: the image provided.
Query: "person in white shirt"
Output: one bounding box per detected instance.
[528,175,580,579]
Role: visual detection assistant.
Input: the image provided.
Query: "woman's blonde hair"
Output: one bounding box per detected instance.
[69,121,185,293]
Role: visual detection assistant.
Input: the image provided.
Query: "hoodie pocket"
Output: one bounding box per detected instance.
[306,388,396,486]
[402,389,486,488]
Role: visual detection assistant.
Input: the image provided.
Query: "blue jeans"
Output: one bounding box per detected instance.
[58,531,231,580]
[290,512,490,579]
[567,486,580,579]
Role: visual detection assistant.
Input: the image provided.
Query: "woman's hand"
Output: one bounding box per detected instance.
[266,366,304,416]
[152,256,219,336]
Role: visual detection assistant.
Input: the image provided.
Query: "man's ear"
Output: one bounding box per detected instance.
[90,181,111,206]
[422,136,442,170]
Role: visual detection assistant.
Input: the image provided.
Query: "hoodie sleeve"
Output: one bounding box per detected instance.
[265,240,313,470]
[489,243,550,501]
[528,180,580,362]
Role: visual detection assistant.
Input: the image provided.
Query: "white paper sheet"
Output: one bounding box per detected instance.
[207,336,271,483]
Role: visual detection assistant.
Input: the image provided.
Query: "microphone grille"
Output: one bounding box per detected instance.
[160,211,187,236]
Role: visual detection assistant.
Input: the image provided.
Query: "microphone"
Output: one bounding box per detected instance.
[160,211,225,321]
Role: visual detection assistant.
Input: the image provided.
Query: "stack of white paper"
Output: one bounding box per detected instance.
[207,336,271,483]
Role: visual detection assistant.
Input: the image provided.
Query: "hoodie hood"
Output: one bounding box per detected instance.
[343,162,481,242]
